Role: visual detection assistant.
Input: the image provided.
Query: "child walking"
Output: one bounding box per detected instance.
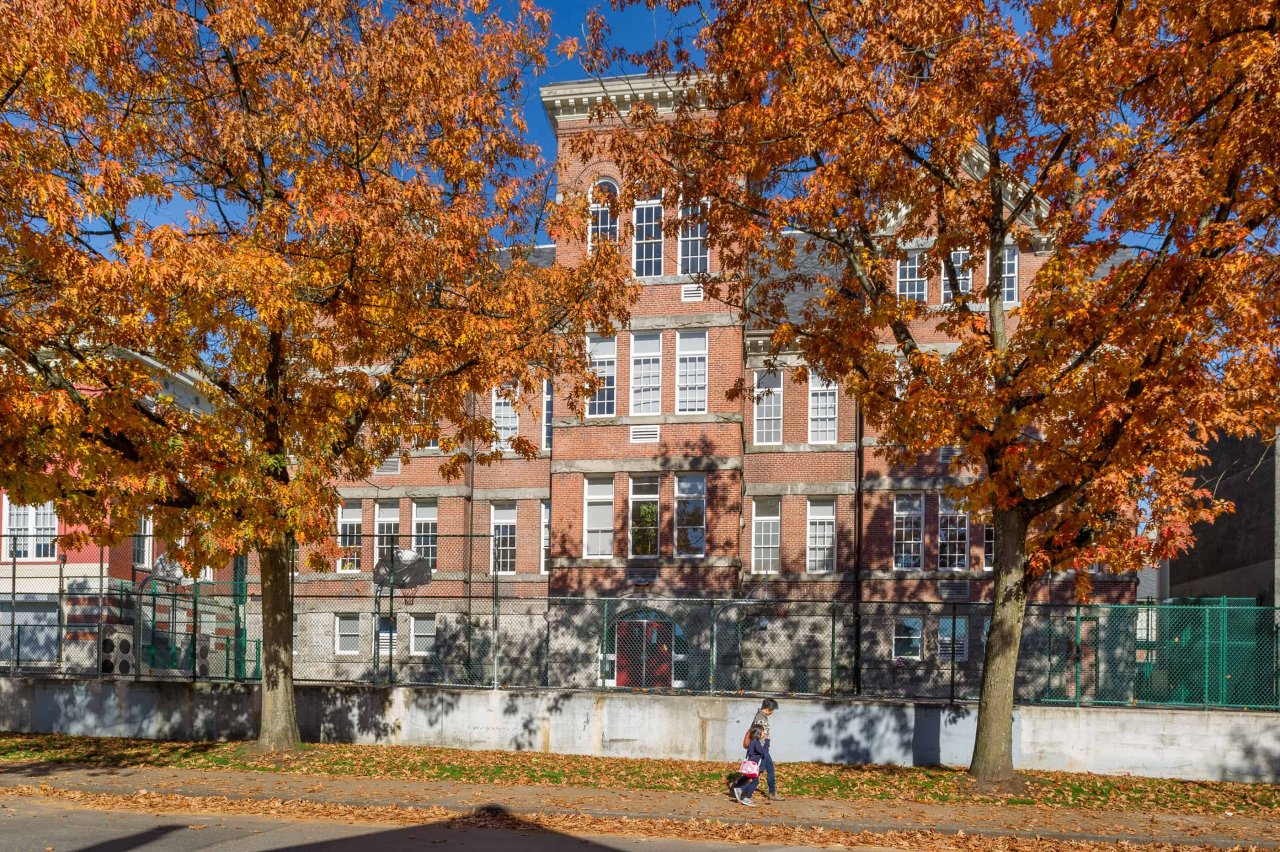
[732,724,769,807]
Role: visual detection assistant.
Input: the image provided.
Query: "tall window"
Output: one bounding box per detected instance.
[808,376,838,444]
[807,498,836,574]
[938,497,969,570]
[893,494,923,570]
[752,497,780,575]
[897,252,926,302]
[942,250,972,303]
[633,194,664,277]
[6,501,56,560]
[679,199,708,274]
[375,502,399,564]
[337,501,361,572]
[630,333,663,415]
[490,503,516,574]
[587,335,616,417]
[542,379,553,451]
[629,475,660,559]
[588,179,619,250]
[1001,245,1019,303]
[753,370,782,445]
[984,524,995,570]
[584,477,614,558]
[334,614,360,656]
[412,501,437,572]
[492,388,518,448]
[939,616,969,662]
[540,500,551,574]
[676,330,708,413]
[674,473,706,557]
[132,516,153,568]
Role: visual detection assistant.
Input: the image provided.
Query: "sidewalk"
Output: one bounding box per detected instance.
[0,760,1274,849]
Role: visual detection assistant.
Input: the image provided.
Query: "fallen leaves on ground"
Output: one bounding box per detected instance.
[0,732,1275,818]
[0,783,1267,852]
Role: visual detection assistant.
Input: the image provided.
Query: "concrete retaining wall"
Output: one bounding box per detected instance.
[1,677,1277,782]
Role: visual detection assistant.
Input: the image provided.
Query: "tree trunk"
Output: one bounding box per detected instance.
[968,506,1030,782]
[257,534,300,751]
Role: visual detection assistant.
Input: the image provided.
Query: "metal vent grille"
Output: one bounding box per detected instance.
[629,425,660,443]
[938,579,971,601]
[681,283,703,302]
[374,457,401,476]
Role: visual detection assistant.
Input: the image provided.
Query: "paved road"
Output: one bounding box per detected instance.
[0,797,853,852]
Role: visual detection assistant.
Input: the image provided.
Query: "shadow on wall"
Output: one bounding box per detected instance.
[67,805,621,852]
[1225,724,1280,783]
[503,690,573,752]
[808,700,972,766]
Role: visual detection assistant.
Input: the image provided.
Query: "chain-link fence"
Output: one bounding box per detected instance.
[3,573,1277,710]
[1,531,1276,707]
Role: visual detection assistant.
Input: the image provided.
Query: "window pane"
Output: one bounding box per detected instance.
[587,335,616,416]
[679,200,708,275]
[807,498,835,573]
[633,198,664,277]
[808,377,838,443]
[338,501,362,572]
[493,390,519,447]
[893,494,923,570]
[491,503,516,574]
[754,371,782,444]
[676,331,707,413]
[585,477,614,558]
[631,333,663,415]
[897,252,926,302]
[939,497,969,570]
[543,379,554,450]
[943,250,972,303]
[893,617,923,659]
[589,180,618,250]
[675,474,706,557]
[752,497,780,575]
[1001,246,1018,303]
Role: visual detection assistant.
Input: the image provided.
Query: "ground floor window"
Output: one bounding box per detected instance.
[893,616,923,660]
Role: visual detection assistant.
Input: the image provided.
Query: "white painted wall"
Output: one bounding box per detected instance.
[1,678,1276,782]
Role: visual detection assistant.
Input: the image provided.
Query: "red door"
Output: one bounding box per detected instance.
[615,619,673,688]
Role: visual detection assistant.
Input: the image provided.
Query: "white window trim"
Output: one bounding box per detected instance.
[409,614,436,657]
[941,249,973,304]
[892,492,924,571]
[490,502,517,575]
[336,501,362,573]
[2,496,58,562]
[806,498,836,574]
[412,500,437,572]
[334,613,360,656]
[987,245,1020,306]
[587,178,619,252]
[540,500,551,574]
[132,516,153,568]
[629,332,663,416]
[807,376,838,444]
[893,616,924,661]
[675,330,708,415]
[896,252,926,303]
[677,197,709,275]
[586,334,617,418]
[674,473,707,558]
[632,193,665,279]
[627,476,660,560]
[583,477,614,560]
[751,498,780,576]
[492,388,519,449]
[983,524,995,571]
[937,498,970,571]
[542,379,553,452]
[753,370,783,445]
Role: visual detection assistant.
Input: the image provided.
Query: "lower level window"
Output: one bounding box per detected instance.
[893,617,923,660]
[335,614,360,655]
[491,503,517,574]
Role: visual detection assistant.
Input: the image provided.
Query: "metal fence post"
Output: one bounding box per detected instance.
[829,602,838,697]
[949,602,957,704]
[10,538,17,676]
[57,554,65,669]
[1204,605,1211,707]
[191,580,200,681]
[491,567,499,690]
[707,601,717,693]
[1074,603,1082,707]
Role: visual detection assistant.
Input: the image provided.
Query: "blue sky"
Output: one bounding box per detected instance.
[520,1,678,165]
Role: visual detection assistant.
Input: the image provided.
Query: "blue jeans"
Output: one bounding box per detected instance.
[760,751,776,795]
[735,773,760,799]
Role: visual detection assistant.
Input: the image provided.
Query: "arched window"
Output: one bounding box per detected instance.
[601,607,688,689]
[588,179,619,251]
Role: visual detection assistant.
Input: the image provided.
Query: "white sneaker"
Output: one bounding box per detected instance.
[732,786,743,804]
[741,797,756,807]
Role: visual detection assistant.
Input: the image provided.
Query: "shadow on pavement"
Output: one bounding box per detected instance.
[69,804,629,852]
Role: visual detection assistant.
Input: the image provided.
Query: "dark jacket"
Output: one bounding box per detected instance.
[744,737,769,763]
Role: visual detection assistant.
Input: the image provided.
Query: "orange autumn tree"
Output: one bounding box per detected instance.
[588,0,1280,779]
[0,0,631,750]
